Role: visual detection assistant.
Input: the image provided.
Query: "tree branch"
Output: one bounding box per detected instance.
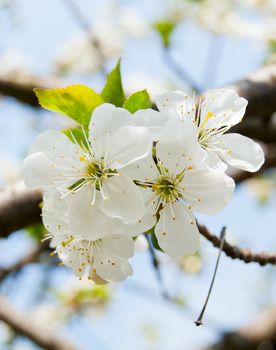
[0,241,48,282]
[198,224,276,266]
[0,183,42,238]
[0,295,77,350]
[1,64,276,125]
[202,307,276,350]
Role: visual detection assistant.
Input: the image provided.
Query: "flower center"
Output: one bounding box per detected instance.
[152,175,181,203]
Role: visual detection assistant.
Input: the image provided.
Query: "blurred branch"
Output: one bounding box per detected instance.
[198,224,276,266]
[145,234,169,299]
[0,64,276,126]
[0,295,77,350]
[229,64,276,122]
[1,183,276,266]
[163,47,201,92]
[0,77,41,106]
[60,0,107,75]
[0,183,42,238]
[0,241,48,282]
[202,307,276,350]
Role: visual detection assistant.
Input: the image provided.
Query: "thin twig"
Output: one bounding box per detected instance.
[0,241,49,282]
[0,295,76,350]
[198,224,276,266]
[60,0,107,75]
[145,234,170,299]
[163,47,201,92]
[195,227,226,326]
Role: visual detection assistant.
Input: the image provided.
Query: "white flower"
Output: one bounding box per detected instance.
[136,89,264,172]
[121,118,235,257]
[43,189,138,283]
[23,103,152,224]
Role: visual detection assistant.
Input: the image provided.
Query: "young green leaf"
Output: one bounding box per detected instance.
[153,20,176,47]
[34,85,103,127]
[123,90,152,113]
[63,127,87,145]
[101,60,125,107]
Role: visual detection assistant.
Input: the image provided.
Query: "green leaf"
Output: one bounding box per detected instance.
[150,232,163,252]
[34,85,103,127]
[63,127,86,145]
[26,223,45,242]
[123,90,152,113]
[153,20,176,47]
[101,60,125,107]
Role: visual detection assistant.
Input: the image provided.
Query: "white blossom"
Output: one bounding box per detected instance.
[23,103,152,224]
[136,89,264,173]
[43,189,138,283]
[121,118,235,257]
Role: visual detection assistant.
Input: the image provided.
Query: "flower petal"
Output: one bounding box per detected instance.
[132,109,169,141]
[89,103,131,136]
[29,129,83,164]
[42,189,69,235]
[217,133,265,172]
[155,203,199,257]
[101,236,134,259]
[126,188,158,235]
[156,118,204,174]
[205,149,228,172]
[156,91,196,120]
[119,153,158,183]
[182,169,235,214]
[100,174,145,224]
[200,89,247,130]
[69,187,116,241]
[107,126,152,169]
[23,152,59,189]
[93,243,133,282]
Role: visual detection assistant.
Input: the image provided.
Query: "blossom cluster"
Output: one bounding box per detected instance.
[23,88,264,284]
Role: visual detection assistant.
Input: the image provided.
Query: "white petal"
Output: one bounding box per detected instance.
[217,133,265,172]
[155,203,199,257]
[205,149,228,172]
[156,118,204,174]
[69,187,115,241]
[182,169,235,214]
[107,126,152,169]
[100,175,145,224]
[88,103,131,141]
[119,153,158,183]
[29,129,83,165]
[132,109,169,141]
[93,243,133,282]
[23,152,59,189]
[126,188,158,235]
[156,91,196,120]
[42,189,69,235]
[200,89,247,130]
[101,236,134,259]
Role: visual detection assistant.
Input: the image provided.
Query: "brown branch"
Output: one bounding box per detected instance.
[198,224,276,266]
[1,183,275,266]
[202,307,276,350]
[0,241,48,282]
[0,183,42,238]
[230,64,276,121]
[0,295,77,350]
[0,64,276,125]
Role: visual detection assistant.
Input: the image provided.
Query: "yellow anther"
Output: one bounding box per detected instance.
[187,166,193,170]
[79,155,86,161]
